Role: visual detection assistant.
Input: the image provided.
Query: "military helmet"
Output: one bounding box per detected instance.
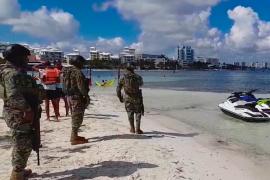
[69,55,86,68]
[3,44,30,62]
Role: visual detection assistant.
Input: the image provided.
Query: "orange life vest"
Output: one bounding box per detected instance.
[43,68,60,84]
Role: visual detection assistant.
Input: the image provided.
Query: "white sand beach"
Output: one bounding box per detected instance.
[1,88,270,180]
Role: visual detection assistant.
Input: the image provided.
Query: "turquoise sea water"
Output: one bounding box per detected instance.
[88,70,270,93]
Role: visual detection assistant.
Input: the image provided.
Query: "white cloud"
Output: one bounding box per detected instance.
[0,0,20,21]
[225,6,270,53]
[96,37,125,53]
[48,37,126,57]
[92,1,114,12]
[98,0,221,56]
[130,42,144,54]
[0,0,79,41]
[4,6,79,41]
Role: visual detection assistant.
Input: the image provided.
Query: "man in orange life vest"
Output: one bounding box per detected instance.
[41,62,60,121]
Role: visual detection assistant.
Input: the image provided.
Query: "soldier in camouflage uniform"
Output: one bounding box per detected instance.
[62,55,90,145]
[0,44,44,180]
[117,65,144,134]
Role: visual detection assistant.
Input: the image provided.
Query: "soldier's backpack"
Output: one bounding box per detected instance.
[124,74,140,95]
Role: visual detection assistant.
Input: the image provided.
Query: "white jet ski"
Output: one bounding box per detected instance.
[219,90,270,122]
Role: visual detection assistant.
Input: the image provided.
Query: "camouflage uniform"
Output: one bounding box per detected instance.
[117,71,143,133]
[62,66,89,135]
[0,62,43,173]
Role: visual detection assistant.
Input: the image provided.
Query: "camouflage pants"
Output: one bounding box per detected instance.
[127,111,142,127]
[125,98,142,127]
[69,95,86,134]
[11,131,32,172]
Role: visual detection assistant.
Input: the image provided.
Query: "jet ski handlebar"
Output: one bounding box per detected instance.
[231,89,258,96]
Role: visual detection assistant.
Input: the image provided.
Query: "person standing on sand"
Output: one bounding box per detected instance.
[55,61,70,116]
[41,62,60,121]
[0,44,44,180]
[117,64,144,134]
[62,55,90,145]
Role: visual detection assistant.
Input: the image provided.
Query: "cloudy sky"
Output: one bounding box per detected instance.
[0,0,270,62]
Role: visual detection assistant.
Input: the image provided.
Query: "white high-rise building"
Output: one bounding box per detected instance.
[119,47,136,64]
[179,46,194,67]
[89,47,99,60]
[39,48,64,62]
[99,52,111,61]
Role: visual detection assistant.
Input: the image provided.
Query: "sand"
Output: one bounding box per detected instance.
[0,87,270,180]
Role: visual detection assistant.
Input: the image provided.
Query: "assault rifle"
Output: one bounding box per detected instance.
[32,106,42,165]
[25,86,43,166]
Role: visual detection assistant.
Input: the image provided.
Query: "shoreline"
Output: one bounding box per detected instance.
[93,87,270,155]
[143,86,270,94]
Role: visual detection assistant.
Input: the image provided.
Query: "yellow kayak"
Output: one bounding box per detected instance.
[95,79,115,87]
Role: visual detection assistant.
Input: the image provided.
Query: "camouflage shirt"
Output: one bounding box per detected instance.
[0,63,44,130]
[117,71,143,100]
[62,66,89,96]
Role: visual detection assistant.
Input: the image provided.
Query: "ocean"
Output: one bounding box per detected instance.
[88,69,270,93]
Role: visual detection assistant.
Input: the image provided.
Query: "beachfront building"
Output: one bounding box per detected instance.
[99,52,111,61]
[65,51,80,64]
[196,56,206,63]
[264,62,268,69]
[28,48,39,63]
[0,43,8,59]
[179,46,194,68]
[136,54,166,69]
[206,58,219,66]
[39,48,64,63]
[119,47,136,64]
[234,62,240,67]
[89,47,99,60]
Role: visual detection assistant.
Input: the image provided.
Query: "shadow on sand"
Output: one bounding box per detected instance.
[144,131,199,138]
[89,131,199,143]
[84,113,119,117]
[34,161,158,179]
[60,145,92,153]
[83,113,119,120]
[89,134,156,143]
